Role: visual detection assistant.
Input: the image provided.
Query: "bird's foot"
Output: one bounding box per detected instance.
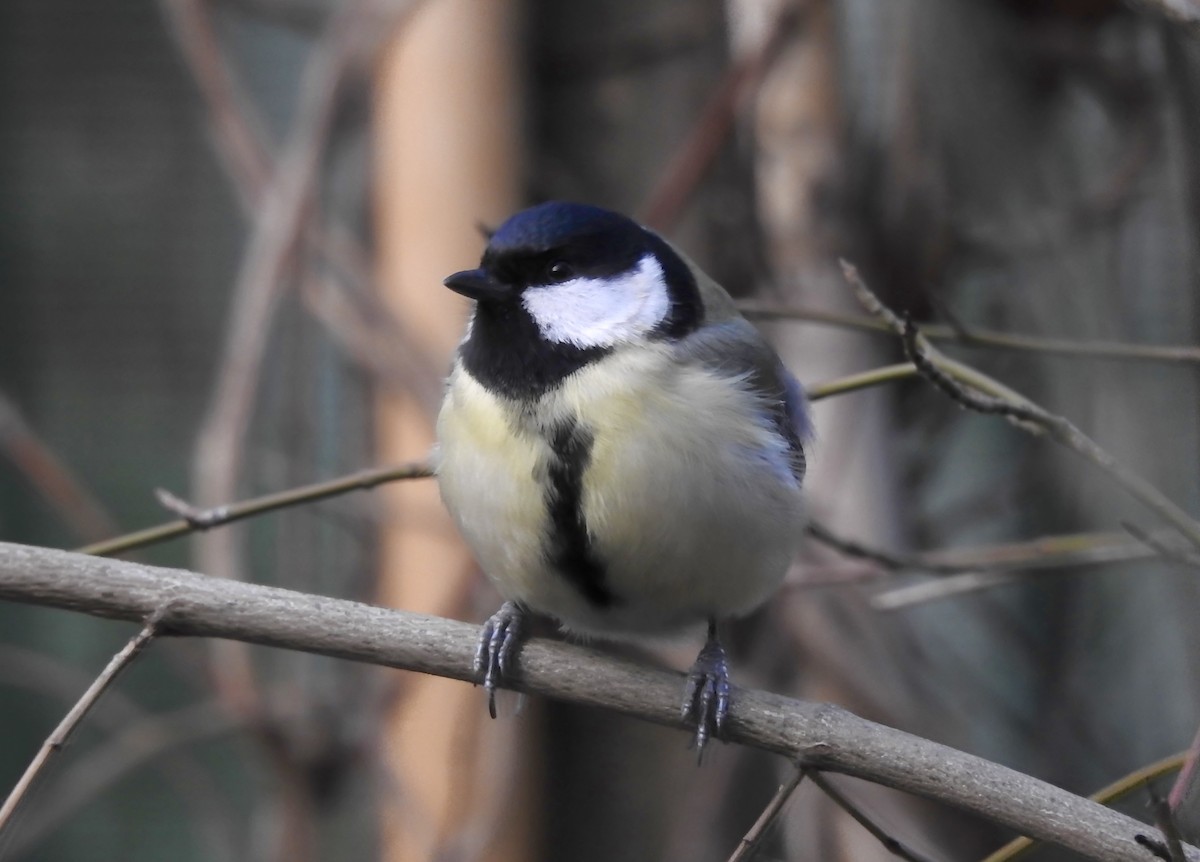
[474,600,528,719]
[681,620,731,759]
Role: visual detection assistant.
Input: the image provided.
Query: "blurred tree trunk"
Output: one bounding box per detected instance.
[372,2,531,860]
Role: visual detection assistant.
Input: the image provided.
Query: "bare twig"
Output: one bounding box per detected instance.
[5,701,241,860]
[0,542,1195,862]
[726,766,806,862]
[808,522,1156,578]
[841,260,1200,553]
[0,646,236,858]
[805,363,917,401]
[806,521,970,575]
[982,750,1187,862]
[0,607,166,838]
[737,299,1200,366]
[1125,521,1200,569]
[78,460,433,558]
[806,770,935,862]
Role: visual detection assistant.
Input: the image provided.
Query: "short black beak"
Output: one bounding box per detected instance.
[443,268,510,302]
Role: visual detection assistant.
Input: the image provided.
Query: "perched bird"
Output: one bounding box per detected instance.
[436,201,810,753]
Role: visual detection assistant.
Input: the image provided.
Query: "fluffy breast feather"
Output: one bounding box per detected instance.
[437,345,805,636]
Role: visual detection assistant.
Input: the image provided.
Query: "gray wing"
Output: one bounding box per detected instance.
[676,318,811,484]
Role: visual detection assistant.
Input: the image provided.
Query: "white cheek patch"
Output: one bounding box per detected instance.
[521,254,671,349]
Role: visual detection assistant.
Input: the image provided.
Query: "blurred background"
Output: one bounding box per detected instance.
[2,0,1200,859]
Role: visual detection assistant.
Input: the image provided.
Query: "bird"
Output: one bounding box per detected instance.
[435,201,810,754]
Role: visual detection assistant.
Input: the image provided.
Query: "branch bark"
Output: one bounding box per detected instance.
[0,540,1193,862]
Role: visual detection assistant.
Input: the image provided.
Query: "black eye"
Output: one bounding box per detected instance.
[547,261,574,283]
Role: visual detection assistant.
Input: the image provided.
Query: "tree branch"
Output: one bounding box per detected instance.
[78,461,433,558]
[0,541,1193,862]
[842,260,1200,553]
[737,300,1200,366]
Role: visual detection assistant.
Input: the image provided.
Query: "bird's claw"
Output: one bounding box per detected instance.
[681,625,731,759]
[474,600,527,718]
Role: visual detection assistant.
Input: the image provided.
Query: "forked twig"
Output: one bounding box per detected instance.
[841,260,1200,553]
[737,299,1200,366]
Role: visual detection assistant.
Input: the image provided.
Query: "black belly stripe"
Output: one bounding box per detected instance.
[544,419,618,608]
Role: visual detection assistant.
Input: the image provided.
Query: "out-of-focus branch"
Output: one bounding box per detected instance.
[159,0,273,206]
[0,609,164,838]
[0,391,119,544]
[842,260,1200,553]
[4,701,241,860]
[0,541,1195,862]
[638,4,803,232]
[0,647,238,861]
[161,0,444,410]
[805,363,916,400]
[805,523,1171,606]
[190,0,401,580]
[737,300,1200,366]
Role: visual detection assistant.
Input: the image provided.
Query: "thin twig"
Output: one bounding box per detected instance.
[737,300,1200,366]
[5,701,241,860]
[841,260,1200,553]
[809,522,1156,578]
[78,460,433,558]
[805,363,917,401]
[0,647,238,861]
[806,521,970,575]
[806,770,935,862]
[0,608,166,838]
[982,750,1187,862]
[726,766,806,862]
[1124,521,1200,569]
